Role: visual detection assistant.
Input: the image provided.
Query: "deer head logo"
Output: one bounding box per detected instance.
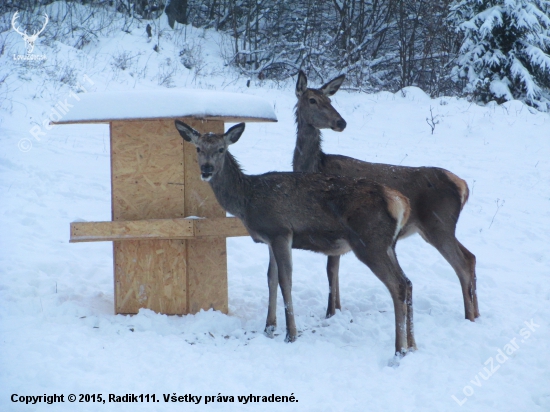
[12,12,49,55]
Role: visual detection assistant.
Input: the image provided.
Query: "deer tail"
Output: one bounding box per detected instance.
[443,170,469,210]
[382,187,411,242]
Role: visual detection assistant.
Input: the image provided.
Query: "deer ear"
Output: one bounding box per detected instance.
[224,123,245,145]
[174,120,200,143]
[295,70,308,98]
[320,74,345,96]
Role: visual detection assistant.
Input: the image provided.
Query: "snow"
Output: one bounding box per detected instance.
[489,78,513,100]
[55,89,277,124]
[453,0,550,110]
[1,9,550,412]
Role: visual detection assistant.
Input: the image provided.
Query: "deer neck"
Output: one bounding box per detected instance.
[208,153,248,218]
[293,113,324,173]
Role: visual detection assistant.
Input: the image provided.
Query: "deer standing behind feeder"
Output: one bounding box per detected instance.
[175,120,416,357]
[293,71,478,322]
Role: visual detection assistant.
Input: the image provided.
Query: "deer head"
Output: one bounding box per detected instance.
[295,70,347,132]
[12,12,49,54]
[175,121,245,181]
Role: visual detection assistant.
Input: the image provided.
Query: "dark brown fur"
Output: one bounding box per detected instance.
[294,70,479,321]
[175,120,416,356]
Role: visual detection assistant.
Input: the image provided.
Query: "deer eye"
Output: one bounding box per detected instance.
[309,98,317,104]
[196,147,200,153]
[218,148,225,153]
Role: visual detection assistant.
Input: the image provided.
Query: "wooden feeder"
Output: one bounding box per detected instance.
[53,89,277,315]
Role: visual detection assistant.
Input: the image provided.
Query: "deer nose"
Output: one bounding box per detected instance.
[336,119,347,130]
[201,164,214,180]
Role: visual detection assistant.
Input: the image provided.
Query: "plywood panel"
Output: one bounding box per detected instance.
[114,239,187,315]
[186,237,228,314]
[70,217,247,242]
[194,217,249,237]
[110,118,231,315]
[111,119,185,221]
[111,119,187,314]
[71,219,194,242]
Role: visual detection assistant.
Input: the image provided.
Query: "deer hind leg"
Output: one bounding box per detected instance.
[270,235,297,342]
[459,242,479,318]
[326,255,341,318]
[351,240,416,356]
[421,228,479,321]
[387,247,416,352]
[265,247,279,338]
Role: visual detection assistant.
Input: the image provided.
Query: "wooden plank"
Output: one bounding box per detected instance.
[194,217,249,237]
[111,119,185,221]
[186,237,228,314]
[69,217,248,242]
[182,119,228,314]
[70,219,194,242]
[109,118,235,315]
[114,239,187,315]
[111,119,187,314]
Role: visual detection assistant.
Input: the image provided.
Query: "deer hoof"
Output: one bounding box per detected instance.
[285,333,297,343]
[264,325,276,338]
[388,355,402,368]
[465,313,476,322]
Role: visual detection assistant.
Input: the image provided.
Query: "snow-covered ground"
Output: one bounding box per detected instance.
[1,8,549,412]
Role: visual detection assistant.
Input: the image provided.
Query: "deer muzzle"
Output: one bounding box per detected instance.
[200,164,214,181]
[332,119,347,132]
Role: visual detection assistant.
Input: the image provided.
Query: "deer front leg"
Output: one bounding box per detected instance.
[270,235,297,342]
[265,247,278,338]
[326,255,341,318]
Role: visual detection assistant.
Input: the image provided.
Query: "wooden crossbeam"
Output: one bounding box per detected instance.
[70,217,248,243]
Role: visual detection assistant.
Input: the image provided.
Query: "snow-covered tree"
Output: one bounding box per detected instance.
[450,0,550,111]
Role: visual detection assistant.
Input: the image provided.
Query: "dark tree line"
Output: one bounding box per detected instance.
[4,0,549,106]
[179,0,463,95]
[1,0,463,95]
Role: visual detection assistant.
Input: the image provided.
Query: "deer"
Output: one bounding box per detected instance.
[174,120,417,357]
[11,12,49,55]
[293,70,479,322]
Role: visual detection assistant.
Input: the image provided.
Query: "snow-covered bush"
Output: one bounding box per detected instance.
[450,0,550,111]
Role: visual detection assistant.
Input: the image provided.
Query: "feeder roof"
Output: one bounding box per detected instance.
[52,89,277,124]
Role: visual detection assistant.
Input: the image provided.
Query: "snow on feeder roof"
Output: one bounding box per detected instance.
[53,89,278,124]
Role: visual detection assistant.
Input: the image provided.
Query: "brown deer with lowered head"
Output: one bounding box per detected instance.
[175,120,416,356]
[293,71,478,322]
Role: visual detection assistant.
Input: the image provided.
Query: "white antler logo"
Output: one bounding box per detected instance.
[12,12,49,54]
